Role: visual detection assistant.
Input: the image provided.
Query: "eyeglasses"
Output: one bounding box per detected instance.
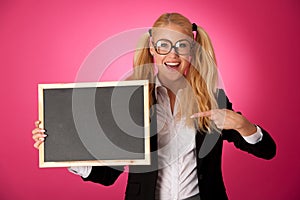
[152,39,193,56]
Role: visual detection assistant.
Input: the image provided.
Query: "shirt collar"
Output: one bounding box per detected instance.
[154,76,186,100]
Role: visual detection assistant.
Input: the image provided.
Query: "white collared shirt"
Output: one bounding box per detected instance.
[154,79,199,200]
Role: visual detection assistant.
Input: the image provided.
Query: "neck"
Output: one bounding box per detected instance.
[157,75,186,93]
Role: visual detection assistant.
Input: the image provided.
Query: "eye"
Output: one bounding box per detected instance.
[179,43,187,48]
[157,40,170,48]
[176,40,190,49]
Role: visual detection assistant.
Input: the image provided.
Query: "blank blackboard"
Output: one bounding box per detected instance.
[38,80,150,167]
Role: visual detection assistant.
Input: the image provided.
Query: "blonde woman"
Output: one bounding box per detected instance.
[32,13,276,200]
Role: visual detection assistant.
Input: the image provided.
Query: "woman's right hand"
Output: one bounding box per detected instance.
[32,120,47,149]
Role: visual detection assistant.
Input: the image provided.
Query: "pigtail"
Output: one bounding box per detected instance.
[187,25,219,132]
[195,26,217,65]
[131,32,155,107]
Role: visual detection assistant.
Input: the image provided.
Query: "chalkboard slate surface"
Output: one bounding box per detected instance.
[38,80,150,167]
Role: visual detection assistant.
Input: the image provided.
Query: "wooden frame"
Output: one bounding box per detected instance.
[38,80,150,168]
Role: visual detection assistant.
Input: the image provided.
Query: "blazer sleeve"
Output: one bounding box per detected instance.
[217,89,276,160]
[82,166,124,186]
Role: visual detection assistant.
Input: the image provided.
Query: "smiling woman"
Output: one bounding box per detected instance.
[32,12,276,200]
[133,13,219,132]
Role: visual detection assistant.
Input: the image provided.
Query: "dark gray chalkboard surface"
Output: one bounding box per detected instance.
[38,80,150,167]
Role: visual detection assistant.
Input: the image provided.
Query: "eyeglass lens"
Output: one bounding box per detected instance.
[154,39,191,55]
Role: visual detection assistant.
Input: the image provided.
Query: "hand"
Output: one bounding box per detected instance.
[32,120,47,149]
[191,109,257,136]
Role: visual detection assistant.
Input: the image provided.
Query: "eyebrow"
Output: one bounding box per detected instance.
[153,38,193,44]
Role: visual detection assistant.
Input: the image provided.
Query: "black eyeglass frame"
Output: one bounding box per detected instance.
[151,38,194,56]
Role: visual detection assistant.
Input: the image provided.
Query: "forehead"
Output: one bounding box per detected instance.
[152,24,192,42]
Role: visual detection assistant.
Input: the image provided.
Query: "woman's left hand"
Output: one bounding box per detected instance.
[191,109,257,136]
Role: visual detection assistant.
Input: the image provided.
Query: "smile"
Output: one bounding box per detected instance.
[164,62,180,69]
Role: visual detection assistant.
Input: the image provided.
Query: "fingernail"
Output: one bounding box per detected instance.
[42,134,47,137]
[191,113,201,118]
[40,130,46,133]
[39,138,45,141]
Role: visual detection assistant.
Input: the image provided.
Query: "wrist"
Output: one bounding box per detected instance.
[236,123,257,136]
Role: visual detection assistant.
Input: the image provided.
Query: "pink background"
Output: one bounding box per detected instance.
[1,0,299,199]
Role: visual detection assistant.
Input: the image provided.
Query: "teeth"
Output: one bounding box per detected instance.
[165,62,180,66]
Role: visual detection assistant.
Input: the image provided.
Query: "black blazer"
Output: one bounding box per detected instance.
[82,89,276,200]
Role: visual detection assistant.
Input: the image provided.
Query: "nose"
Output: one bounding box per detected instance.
[169,46,179,56]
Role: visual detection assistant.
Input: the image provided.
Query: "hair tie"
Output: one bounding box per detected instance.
[148,29,152,37]
[192,23,197,32]
[192,23,197,40]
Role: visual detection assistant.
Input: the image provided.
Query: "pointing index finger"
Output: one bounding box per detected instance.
[190,110,212,118]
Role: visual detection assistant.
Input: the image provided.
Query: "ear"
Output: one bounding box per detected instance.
[149,40,155,56]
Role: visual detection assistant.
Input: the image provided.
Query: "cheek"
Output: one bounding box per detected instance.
[181,56,191,69]
[152,55,165,75]
[153,54,163,65]
[180,57,191,76]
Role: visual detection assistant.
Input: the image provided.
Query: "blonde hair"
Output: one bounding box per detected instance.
[131,13,219,132]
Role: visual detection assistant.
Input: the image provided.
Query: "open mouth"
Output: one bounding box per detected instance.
[164,62,180,70]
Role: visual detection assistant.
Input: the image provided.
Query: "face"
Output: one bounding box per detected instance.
[150,24,193,86]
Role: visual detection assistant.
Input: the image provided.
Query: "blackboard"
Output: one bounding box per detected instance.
[38,80,150,167]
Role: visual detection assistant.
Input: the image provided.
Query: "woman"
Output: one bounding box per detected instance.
[32,13,276,200]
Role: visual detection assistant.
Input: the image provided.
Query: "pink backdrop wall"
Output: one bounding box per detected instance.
[1,0,299,199]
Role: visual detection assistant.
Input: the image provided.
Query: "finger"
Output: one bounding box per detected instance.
[32,128,45,135]
[32,133,47,142]
[211,109,227,121]
[190,111,212,118]
[214,120,225,129]
[35,120,41,128]
[33,140,43,149]
[214,123,222,129]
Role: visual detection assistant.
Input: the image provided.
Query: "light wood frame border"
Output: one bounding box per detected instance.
[38,80,150,168]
